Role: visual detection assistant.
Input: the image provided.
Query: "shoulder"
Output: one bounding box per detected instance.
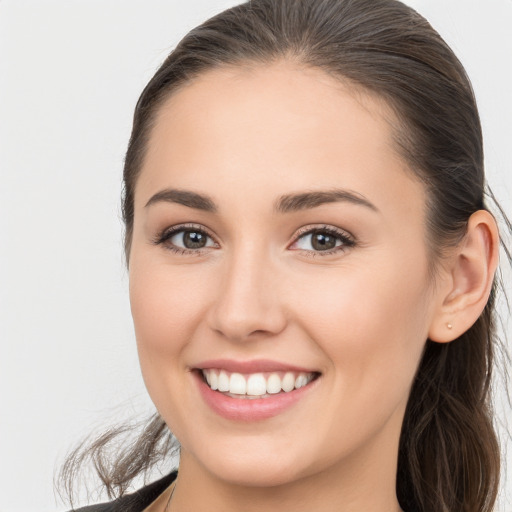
[68,471,177,512]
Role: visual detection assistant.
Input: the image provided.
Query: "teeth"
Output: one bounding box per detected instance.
[201,369,316,397]
[209,371,218,391]
[218,370,230,392]
[247,373,267,396]
[295,374,308,388]
[266,373,282,394]
[282,372,295,392]
[229,373,246,394]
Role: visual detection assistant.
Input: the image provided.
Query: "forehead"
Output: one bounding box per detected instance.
[148,61,398,162]
[136,60,424,217]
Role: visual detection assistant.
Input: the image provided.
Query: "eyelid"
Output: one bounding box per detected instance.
[152,223,219,253]
[152,222,355,256]
[292,224,354,239]
[288,224,356,255]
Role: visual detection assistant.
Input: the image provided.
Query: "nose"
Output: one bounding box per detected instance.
[207,246,288,342]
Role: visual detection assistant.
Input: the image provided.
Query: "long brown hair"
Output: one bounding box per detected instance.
[59,1,511,510]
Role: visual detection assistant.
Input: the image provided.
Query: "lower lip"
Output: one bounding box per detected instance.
[194,371,318,422]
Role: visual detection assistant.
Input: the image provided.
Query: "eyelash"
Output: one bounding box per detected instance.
[152,223,356,257]
[152,223,218,256]
[291,225,356,257]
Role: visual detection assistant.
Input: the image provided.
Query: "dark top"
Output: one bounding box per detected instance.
[69,471,177,512]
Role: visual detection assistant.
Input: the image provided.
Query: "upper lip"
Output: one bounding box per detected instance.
[193,359,318,374]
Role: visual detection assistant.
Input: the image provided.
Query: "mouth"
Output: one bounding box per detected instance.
[193,362,321,421]
[199,368,319,399]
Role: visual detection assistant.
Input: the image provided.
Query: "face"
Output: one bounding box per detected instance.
[129,62,438,488]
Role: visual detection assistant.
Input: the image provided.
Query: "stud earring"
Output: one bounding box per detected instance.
[447,323,453,330]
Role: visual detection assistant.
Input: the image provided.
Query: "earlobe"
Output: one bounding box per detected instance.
[428,210,499,343]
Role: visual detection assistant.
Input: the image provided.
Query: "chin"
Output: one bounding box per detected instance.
[210,458,304,488]
[188,437,311,488]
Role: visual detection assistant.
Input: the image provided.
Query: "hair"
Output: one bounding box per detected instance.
[59,1,512,511]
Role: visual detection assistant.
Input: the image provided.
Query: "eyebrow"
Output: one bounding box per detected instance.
[145,188,217,212]
[144,187,378,214]
[275,189,379,213]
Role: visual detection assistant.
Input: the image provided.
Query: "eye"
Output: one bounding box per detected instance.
[154,224,217,254]
[170,230,214,250]
[290,226,355,254]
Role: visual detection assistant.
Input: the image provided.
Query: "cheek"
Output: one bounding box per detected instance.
[128,256,212,408]
[128,259,218,441]
[287,260,430,463]
[129,258,208,350]
[292,256,430,396]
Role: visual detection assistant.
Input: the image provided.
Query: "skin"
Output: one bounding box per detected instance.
[130,61,499,512]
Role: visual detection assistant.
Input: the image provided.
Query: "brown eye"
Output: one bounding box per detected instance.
[291,227,355,254]
[310,231,338,251]
[182,231,207,249]
[161,227,217,252]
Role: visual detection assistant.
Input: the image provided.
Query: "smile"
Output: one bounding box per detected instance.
[201,369,317,399]
[194,362,321,421]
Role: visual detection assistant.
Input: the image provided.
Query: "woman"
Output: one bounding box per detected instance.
[61,0,511,510]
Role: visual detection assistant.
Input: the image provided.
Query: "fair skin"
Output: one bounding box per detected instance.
[129,61,499,512]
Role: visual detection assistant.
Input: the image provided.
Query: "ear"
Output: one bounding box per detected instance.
[428,210,499,343]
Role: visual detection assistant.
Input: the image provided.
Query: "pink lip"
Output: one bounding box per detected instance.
[194,358,317,374]
[193,366,320,422]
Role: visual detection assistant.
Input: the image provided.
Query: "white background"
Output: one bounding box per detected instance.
[0,1,511,511]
